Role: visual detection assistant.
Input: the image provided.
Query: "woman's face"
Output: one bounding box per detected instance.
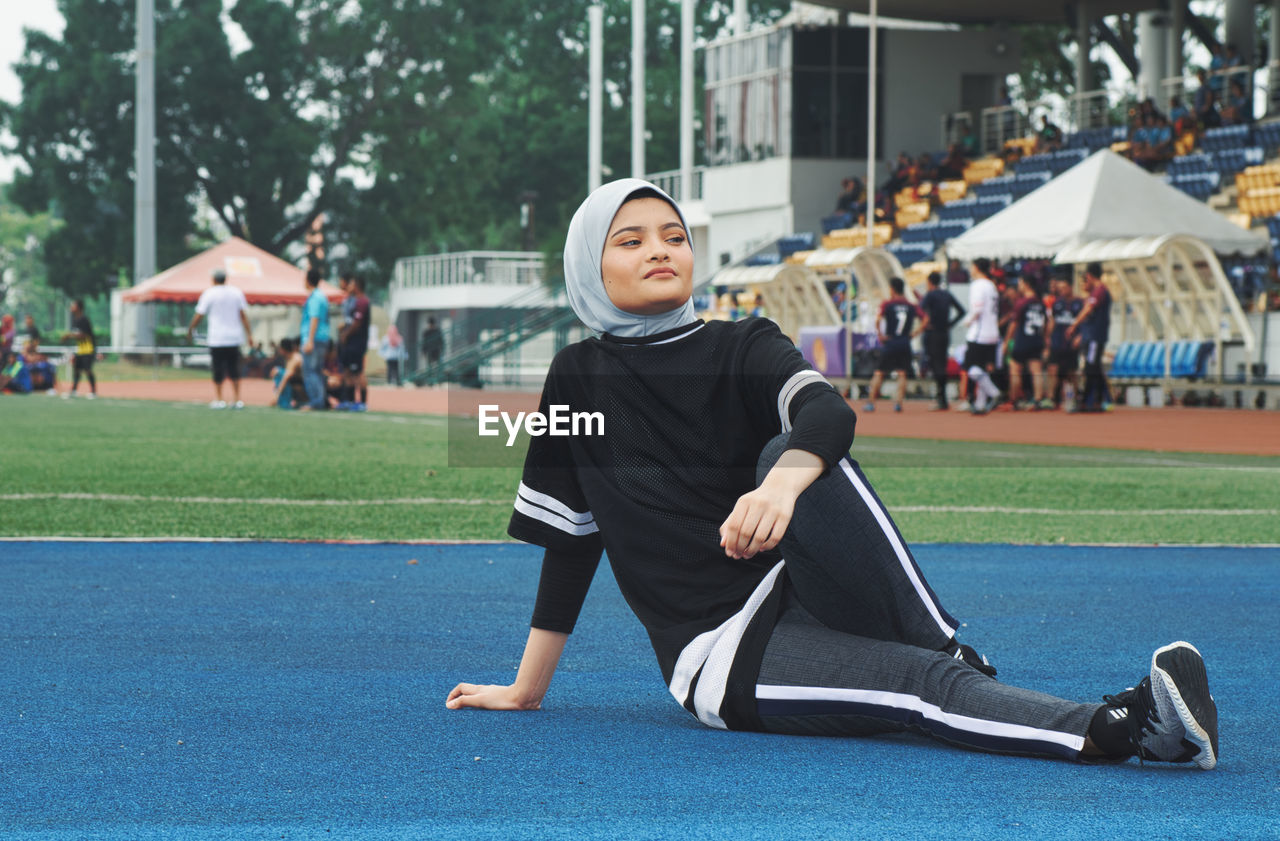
[599,197,693,316]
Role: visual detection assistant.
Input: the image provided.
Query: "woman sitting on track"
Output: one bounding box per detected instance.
[446,179,1219,770]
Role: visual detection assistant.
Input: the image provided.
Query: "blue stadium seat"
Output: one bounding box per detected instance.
[973,175,1015,198]
[1109,342,1139,377]
[1202,124,1252,152]
[901,220,940,244]
[744,253,781,266]
[938,199,979,221]
[1214,146,1265,177]
[1168,153,1214,176]
[822,212,854,234]
[888,242,936,266]
[1254,121,1280,152]
[776,232,816,257]
[1140,343,1166,378]
[1170,341,1194,378]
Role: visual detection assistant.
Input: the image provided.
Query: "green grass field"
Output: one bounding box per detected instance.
[1,397,1277,544]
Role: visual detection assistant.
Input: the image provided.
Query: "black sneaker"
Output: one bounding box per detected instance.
[1102,642,1218,769]
[947,641,997,677]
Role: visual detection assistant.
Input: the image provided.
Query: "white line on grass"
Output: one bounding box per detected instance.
[895,505,1280,516]
[4,493,1275,517]
[0,493,508,506]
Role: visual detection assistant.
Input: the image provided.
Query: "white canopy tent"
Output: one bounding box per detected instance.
[946,150,1267,262]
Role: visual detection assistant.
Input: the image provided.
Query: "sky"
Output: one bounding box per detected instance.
[0,0,64,182]
[0,1,1228,185]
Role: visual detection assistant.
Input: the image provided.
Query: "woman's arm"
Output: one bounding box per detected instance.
[446,627,568,711]
[720,448,825,560]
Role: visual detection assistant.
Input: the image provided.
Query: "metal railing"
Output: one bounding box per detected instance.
[646,167,707,202]
[391,251,545,291]
[1160,65,1272,123]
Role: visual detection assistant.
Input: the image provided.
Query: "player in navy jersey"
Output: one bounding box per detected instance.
[863,277,924,413]
[1066,262,1114,412]
[1046,277,1084,407]
[1006,273,1051,409]
[446,179,1219,771]
[919,272,965,410]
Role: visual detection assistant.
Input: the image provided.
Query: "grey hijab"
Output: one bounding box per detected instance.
[563,178,697,337]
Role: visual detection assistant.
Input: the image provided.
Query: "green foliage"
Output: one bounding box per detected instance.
[1012,22,1112,104]
[2,0,788,302]
[0,182,63,322]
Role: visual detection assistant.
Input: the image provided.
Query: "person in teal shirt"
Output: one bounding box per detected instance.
[299,268,331,409]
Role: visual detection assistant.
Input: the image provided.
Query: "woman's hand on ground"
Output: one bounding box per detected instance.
[446,682,540,711]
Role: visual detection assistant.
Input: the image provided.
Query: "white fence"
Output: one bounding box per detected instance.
[392,251,545,291]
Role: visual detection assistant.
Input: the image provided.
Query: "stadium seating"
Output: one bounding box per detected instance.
[887,241,936,266]
[776,233,816,257]
[1109,340,1213,380]
[1214,146,1265,177]
[1254,120,1280,152]
[1201,124,1252,152]
[821,212,855,233]
[1166,171,1221,201]
[744,253,782,266]
[822,224,893,249]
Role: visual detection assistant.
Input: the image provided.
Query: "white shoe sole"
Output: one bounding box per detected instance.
[1150,641,1218,770]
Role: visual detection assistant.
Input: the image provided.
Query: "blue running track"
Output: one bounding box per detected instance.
[1,541,1276,840]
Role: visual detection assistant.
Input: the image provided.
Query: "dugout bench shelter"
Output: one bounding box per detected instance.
[711,246,911,395]
[1055,234,1257,386]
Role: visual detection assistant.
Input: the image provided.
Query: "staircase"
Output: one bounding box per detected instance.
[409,283,578,387]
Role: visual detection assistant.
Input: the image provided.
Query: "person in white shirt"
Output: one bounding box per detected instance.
[188,268,253,409]
[961,258,1002,414]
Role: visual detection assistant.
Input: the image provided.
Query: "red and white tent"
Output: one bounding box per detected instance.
[121,236,343,305]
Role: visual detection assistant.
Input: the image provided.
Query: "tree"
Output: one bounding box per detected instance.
[0,182,63,325]
[2,0,789,300]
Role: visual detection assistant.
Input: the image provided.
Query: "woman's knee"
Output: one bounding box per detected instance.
[756,433,791,485]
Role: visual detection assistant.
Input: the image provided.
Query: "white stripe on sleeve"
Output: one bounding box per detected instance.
[514,482,598,536]
[776,369,831,432]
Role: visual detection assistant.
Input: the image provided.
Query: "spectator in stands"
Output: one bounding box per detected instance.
[1006,274,1051,410]
[188,267,253,410]
[958,119,979,156]
[919,271,965,411]
[937,144,967,181]
[1221,79,1252,126]
[270,337,307,409]
[834,177,863,214]
[1045,276,1083,408]
[960,258,1003,414]
[1037,115,1063,153]
[1223,43,1248,89]
[1194,69,1221,129]
[379,325,408,386]
[1169,96,1193,134]
[422,316,445,368]
[1208,45,1227,94]
[863,277,924,414]
[884,152,912,195]
[915,153,938,188]
[1066,262,1113,412]
[299,267,331,411]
